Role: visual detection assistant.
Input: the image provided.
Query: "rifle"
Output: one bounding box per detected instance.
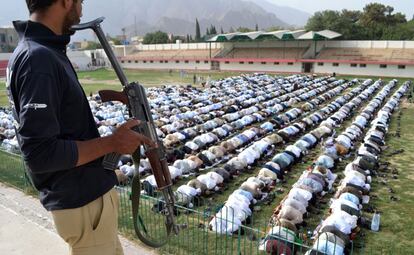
[71,17,185,248]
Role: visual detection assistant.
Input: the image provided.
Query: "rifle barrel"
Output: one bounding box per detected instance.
[92,23,129,87]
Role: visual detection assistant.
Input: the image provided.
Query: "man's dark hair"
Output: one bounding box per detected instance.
[26,0,59,14]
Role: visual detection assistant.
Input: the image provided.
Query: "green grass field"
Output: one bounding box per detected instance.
[77,68,242,86]
[360,101,414,253]
[0,69,242,107]
[1,69,400,108]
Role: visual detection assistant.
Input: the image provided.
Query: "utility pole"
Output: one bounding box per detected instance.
[134,15,138,37]
[122,27,126,43]
[122,27,127,56]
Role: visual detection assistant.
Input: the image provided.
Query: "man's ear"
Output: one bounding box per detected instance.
[61,0,74,11]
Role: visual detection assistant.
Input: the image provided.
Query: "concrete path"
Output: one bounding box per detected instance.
[0,183,158,255]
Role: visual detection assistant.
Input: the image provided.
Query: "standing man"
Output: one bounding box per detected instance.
[6,1,155,254]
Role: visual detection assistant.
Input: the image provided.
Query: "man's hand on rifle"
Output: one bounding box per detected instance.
[75,119,156,167]
[110,119,157,154]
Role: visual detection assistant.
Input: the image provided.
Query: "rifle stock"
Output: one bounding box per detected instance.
[99,90,129,104]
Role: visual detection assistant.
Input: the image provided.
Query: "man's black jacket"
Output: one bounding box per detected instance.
[6,20,117,211]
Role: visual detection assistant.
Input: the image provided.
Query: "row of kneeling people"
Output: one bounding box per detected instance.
[0,109,19,153]
[261,80,396,254]
[306,82,409,255]
[161,78,341,148]
[139,80,361,198]
[169,80,353,175]
[93,74,317,138]
[204,80,380,236]
[157,75,328,137]
[116,79,381,186]
[168,78,345,162]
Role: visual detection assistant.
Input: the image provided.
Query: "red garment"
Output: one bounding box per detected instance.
[265,239,293,255]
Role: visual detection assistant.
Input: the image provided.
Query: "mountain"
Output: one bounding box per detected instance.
[250,0,312,27]
[0,0,309,40]
[80,0,289,37]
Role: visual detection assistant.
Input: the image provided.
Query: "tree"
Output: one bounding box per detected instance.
[107,36,122,45]
[305,10,343,32]
[266,26,283,32]
[220,27,224,34]
[237,27,253,32]
[255,24,259,31]
[359,3,406,38]
[195,18,201,42]
[84,41,102,50]
[210,25,217,35]
[143,31,169,44]
[186,34,190,43]
[229,27,235,33]
[304,3,413,40]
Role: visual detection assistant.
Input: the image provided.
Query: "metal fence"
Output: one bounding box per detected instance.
[0,149,409,255]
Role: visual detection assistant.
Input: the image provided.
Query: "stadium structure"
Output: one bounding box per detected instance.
[1,29,413,78]
[113,29,414,78]
[0,53,11,77]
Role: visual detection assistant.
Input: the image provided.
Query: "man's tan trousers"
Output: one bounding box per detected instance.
[51,188,124,255]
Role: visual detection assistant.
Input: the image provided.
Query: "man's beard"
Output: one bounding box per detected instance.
[62,4,80,36]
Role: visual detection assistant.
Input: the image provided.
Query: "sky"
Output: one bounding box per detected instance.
[267,0,414,18]
[0,1,413,40]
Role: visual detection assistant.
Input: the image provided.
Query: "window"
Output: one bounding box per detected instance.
[274,62,279,65]
[261,62,266,65]
[0,34,5,43]
[287,62,293,65]
[121,60,125,63]
[204,61,209,64]
[185,60,189,63]
[350,63,357,67]
[128,60,131,63]
[248,62,253,64]
[150,60,154,63]
[317,62,324,66]
[380,64,387,69]
[398,65,406,69]
[239,61,244,64]
[176,60,180,63]
[165,60,168,63]
[360,64,366,68]
[225,61,230,64]
[333,63,339,67]
[135,60,138,63]
[196,60,200,64]
[143,60,147,63]
[160,60,164,63]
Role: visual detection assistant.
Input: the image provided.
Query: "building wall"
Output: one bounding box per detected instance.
[67,50,111,70]
[232,41,311,48]
[219,61,302,73]
[67,51,92,70]
[120,40,414,54]
[314,62,414,78]
[324,40,414,49]
[113,45,136,57]
[0,27,18,53]
[135,42,223,51]
[0,53,12,77]
[119,56,414,78]
[121,60,211,71]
